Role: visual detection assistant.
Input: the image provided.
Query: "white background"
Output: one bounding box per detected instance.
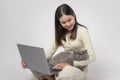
[0,0,120,80]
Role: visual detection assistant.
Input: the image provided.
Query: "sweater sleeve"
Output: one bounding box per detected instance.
[45,40,58,60]
[73,28,96,67]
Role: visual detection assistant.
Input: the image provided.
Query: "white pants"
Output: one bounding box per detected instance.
[31,65,87,80]
[56,65,87,80]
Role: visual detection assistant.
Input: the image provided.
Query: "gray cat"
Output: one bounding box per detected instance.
[49,50,89,71]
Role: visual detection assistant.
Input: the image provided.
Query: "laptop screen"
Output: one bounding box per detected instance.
[17,44,52,75]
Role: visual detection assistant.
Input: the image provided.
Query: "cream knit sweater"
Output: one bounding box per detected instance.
[45,25,96,67]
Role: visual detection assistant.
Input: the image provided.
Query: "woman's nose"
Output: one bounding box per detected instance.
[66,22,70,26]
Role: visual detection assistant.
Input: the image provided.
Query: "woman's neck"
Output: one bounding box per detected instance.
[66,31,71,39]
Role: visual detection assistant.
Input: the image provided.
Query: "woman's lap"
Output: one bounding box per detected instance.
[56,65,87,80]
[31,66,87,80]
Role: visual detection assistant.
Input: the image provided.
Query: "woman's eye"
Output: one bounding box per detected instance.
[67,19,71,22]
[60,18,71,24]
[61,22,66,24]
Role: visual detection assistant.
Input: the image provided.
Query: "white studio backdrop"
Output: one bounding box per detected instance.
[0,0,120,80]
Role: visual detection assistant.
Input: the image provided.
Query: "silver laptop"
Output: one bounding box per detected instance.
[17,44,58,75]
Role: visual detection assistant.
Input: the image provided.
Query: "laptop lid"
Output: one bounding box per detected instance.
[17,44,53,75]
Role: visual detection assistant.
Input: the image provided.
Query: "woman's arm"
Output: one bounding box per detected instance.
[73,28,96,67]
[45,40,58,60]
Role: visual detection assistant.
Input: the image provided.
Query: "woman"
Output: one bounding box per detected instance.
[21,3,96,80]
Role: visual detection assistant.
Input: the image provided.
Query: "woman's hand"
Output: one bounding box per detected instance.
[20,60,27,69]
[53,63,69,70]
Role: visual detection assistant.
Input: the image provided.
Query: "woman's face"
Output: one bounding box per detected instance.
[59,15,75,32]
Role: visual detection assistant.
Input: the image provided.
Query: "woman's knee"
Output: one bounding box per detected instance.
[56,66,86,80]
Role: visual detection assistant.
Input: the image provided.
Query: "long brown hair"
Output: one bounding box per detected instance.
[55,4,86,46]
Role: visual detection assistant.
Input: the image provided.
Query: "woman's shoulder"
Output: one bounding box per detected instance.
[77,25,88,32]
